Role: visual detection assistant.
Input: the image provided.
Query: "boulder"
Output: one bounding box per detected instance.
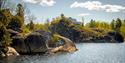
[11,36,27,53]
[6,47,19,56]
[114,32,124,42]
[11,30,52,54]
[0,47,19,57]
[24,32,48,53]
[107,31,124,43]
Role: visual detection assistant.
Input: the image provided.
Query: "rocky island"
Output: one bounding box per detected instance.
[0,0,125,57]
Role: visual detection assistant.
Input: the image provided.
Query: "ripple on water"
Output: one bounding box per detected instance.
[1,43,125,63]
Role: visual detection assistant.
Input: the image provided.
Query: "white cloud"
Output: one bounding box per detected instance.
[77,13,91,17]
[23,0,56,6]
[70,1,125,12]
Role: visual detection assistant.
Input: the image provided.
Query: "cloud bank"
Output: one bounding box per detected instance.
[23,0,56,6]
[78,13,91,17]
[70,1,125,12]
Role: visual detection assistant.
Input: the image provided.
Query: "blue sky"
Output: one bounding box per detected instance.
[12,0,125,24]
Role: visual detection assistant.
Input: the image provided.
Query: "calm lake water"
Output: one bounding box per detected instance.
[0,43,125,63]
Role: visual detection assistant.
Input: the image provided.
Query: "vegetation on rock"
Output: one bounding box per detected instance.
[0,0,125,56]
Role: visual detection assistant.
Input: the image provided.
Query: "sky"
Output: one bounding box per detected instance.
[12,0,125,24]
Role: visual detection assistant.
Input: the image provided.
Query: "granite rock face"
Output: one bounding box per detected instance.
[0,47,19,57]
[24,32,48,53]
[11,36,27,53]
[50,35,78,53]
[11,30,52,54]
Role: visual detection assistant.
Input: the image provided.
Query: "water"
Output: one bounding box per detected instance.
[1,43,125,63]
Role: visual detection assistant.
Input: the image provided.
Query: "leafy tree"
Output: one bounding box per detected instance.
[0,23,12,46]
[7,16,22,32]
[0,9,13,27]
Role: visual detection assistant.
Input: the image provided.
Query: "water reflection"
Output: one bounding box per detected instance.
[1,43,125,63]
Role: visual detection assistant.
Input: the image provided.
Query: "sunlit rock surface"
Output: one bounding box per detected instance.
[6,47,19,56]
[50,35,78,53]
[0,47,19,57]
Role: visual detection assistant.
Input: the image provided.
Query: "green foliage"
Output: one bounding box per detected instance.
[0,9,12,46]
[0,3,25,47]
[111,19,115,30]
[7,16,22,31]
[16,4,24,29]
[0,0,125,46]
[26,21,35,31]
[89,19,96,28]
[51,34,60,42]
[110,18,122,32]
[0,23,12,46]
[87,20,110,30]
[116,18,122,32]
[0,9,12,26]
[120,19,125,38]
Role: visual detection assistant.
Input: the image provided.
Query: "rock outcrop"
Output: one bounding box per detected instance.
[11,35,27,53]
[6,47,19,56]
[11,30,51,54]
[24,32,48,53]
[50,35,78,53]
[0,47,19,57]
[107,31,124,43]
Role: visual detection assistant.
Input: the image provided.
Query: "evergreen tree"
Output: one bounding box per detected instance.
[110,18,122,32]
[61,13,64,19]
[16,4,24,17]
[111,19,116,30]
[89,19,96,28]
[29,20,34,31]
[16,3,24,29]
[116,18,122,32]
[82,17,84,27]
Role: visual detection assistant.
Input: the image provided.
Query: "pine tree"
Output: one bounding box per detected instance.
[116,18,122,32]
[111,19,116,30]
[89,19,96,28]
[16,3,24,29]
[29,20,34,31]
[82,17,84,27]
